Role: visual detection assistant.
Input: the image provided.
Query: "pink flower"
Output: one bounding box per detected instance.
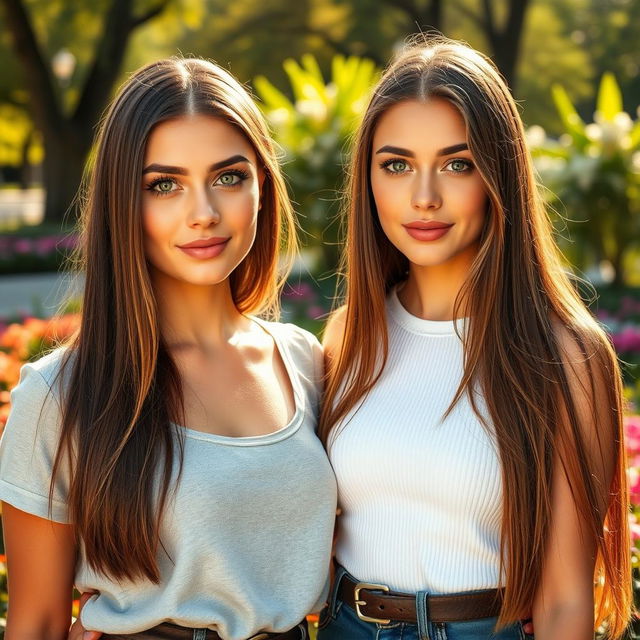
[12,238,32,254]
[307,305,326,320]
[629,512,640,547]
[284,282,314,300]
[629,466,640,505]
[612,327,640,353]
[57,234,79,251]
[625,416,640,456]
[34,236,57,256]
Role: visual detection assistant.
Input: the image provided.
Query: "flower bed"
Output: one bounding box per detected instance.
[0,232,78,275]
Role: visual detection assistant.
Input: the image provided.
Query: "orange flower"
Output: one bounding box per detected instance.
[43,314,81,344]
[0,352,22,390]
[1,322,32,360]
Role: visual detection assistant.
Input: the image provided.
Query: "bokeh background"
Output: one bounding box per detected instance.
[0,0,639,636]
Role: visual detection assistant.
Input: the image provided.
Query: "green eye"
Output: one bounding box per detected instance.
[146,177,177,195]
[390,160,407,173]
[156,180,174,192]
[448,159,471,172]
[218,173,240,185]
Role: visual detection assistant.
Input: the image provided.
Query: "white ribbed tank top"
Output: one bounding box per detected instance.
[329,288,503,594]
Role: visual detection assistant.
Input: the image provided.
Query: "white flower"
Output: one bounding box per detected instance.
[267,108,290,127]
[526,125,547,147]
[296,99,327,122]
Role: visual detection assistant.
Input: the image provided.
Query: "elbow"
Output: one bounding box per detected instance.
[533,600,594,639]
[5,616,71,640]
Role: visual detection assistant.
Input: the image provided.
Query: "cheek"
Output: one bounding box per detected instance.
[225,191,259,232]
[371,174,398,224]
[455,181,488,229]
[141,206,171,246]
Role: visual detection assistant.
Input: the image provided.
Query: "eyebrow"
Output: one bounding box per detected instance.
[375,143,469,157]
[142,154,251,175]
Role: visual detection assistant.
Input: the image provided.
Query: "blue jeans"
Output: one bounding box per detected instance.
[316,567,532,640]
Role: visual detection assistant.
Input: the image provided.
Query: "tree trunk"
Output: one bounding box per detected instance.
[0,0,170,225]
[19,127,33,190]
[41,130,87,224]
[483,0,531,92]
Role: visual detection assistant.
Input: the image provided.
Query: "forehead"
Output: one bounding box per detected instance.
[372,98,467,149]
[144,114,256,162]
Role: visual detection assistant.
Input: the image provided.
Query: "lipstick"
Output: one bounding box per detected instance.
[177,237,230,259]
[403,221,453,242]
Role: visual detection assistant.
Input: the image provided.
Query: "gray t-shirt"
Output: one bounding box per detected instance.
[0,319,337,639]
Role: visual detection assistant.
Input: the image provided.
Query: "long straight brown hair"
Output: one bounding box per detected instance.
[51,58,297,582]
[319,37,631,636]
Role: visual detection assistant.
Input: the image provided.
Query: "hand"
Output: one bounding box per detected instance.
[68,591,102,640]
[521,617,534,635]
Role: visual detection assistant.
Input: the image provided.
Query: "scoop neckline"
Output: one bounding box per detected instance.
[174,317,305,447]
[388,287,467,336]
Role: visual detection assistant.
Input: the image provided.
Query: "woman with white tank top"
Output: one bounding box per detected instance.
[316,36,631,640]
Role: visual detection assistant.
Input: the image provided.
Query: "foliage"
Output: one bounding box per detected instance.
[513,1,593,130]
[254,53,378,279]
[529,72,640,286]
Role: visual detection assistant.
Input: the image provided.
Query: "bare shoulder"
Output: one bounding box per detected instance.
[551,314,615,383]
[322,305,347,365]
[551,314,620,452]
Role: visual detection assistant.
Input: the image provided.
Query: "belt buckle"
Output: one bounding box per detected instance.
[353,581,391,624]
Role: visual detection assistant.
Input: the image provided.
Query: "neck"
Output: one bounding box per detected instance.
[398,245,477,321]
[150,270,247,348]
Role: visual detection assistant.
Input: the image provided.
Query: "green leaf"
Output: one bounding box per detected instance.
[301,53,324,85]
[283,58,324,103]
[629,120,640,149]
[253,76,294,112]
[530,147,569,160]
[596,72,623,122]
[551,84,588,148]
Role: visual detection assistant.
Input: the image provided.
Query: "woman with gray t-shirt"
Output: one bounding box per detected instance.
[0,58,336,640]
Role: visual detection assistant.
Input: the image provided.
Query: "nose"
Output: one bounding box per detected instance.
[188,187,220,227]
[411,171,442,211]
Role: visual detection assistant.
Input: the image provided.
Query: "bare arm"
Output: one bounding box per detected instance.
[321,305,347,373]
[3,502,76,640]
[532,331,616,639]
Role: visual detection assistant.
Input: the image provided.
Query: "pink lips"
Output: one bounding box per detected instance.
[177,237,230,259]
[403,221,454,242]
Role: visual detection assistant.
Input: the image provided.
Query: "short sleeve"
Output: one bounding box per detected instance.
[286,325,324,415]
[0,360,70,523]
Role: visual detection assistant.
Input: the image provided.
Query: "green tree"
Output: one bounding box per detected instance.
[0,0,174,223]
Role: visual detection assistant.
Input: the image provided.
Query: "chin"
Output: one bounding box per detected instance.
[398,247,454,268]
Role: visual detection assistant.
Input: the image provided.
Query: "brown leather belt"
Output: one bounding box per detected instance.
[102,620,307,640]
[339,574,503,624]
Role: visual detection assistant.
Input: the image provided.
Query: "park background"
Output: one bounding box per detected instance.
[0,0,640,636]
